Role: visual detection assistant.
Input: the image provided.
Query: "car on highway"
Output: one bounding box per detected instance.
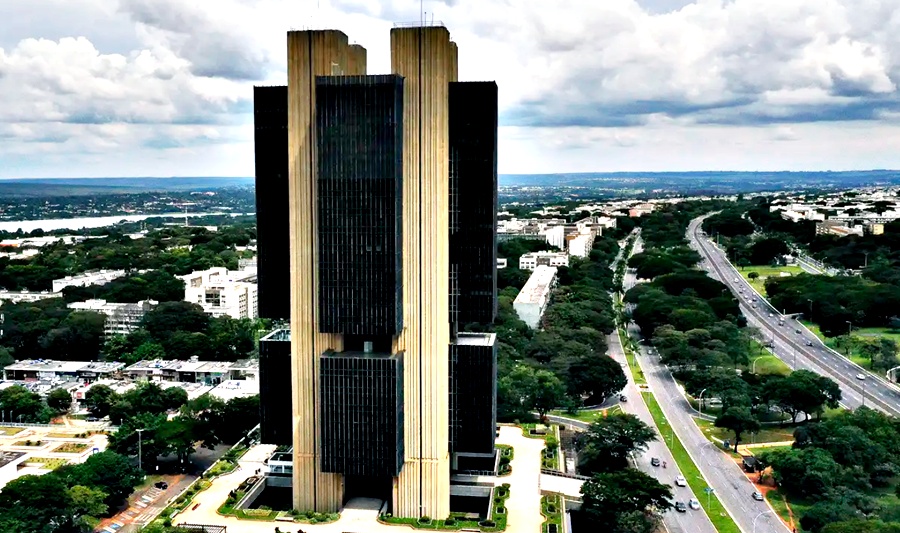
[689,498,700,510]
[857,373,867,380]
[675,501,687,513]
[674,476,687,487]
[795,328,802,334]
[805,340,813,346]
[651,457,661,467]
[768,313,773,318]
[752,491,764,501]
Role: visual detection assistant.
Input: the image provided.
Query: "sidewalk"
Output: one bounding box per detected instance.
[497,425,545,533]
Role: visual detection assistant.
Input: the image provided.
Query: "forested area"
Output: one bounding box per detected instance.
[0,224,255,292]
[0,299,260,363]
[494,229,626,420]
[760,407,900,532]
[627,204,842,453]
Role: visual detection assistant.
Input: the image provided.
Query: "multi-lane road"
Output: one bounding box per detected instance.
[623,237,788,533]
[689,215,900,417]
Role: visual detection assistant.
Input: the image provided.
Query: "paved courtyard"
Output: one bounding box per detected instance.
[173,426,546,533]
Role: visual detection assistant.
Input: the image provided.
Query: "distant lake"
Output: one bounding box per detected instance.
[0,212,255,233]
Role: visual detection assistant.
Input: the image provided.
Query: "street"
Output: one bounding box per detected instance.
[622,235,789,533]
[689,216,900,417]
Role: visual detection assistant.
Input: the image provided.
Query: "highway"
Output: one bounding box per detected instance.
[624,237,788,533]
[689,215,900,417]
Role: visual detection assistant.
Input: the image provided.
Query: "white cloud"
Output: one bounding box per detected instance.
[1,0,900,177]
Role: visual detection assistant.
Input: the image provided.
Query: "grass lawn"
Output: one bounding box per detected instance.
[0,427,24,437]
[13,440,44,447]
[26,457,69,470]
[747,354,792,376]
[739,265,804,296]
[53,442,89,454]
[693,417,796,445]
[541,493,563,533]
[641,393,741,533]
[618,328,647,385]
[766,489,809,530]
[46,432,80,439]
[801,320,888,368]
[549,405,622,424]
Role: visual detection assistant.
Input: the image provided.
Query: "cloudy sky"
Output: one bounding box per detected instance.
[2,0,900,178]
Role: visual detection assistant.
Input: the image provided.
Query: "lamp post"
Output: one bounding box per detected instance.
[753,509,777,533]
[807,298,813,319]
[698,388,708,419]
[136,429,145,472]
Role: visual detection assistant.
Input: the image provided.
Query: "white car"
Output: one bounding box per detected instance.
[857,373,866,381]
[674,476,687,487]
[689,498,701,510]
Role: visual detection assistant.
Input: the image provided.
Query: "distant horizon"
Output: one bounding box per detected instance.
[3,169,900,180]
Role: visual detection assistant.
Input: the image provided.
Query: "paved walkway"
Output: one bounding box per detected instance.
[173,433,546,533]
[497,425,545,533]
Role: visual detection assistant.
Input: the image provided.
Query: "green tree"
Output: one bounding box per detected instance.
[530,369,566,419]
[47,388,73,414]
[801,501,859,533]
[0,473,73,530]
[567,354,627,404]
[715,406,759,452]
[57,451,143,508]
[578,414,657,474]
[747,271,759,281]
[84,384,119,419]
[823,521,900,533]
[67,484,108,518]
[580,469,673,531]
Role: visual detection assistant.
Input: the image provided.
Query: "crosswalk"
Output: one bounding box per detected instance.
[99,486,165,532]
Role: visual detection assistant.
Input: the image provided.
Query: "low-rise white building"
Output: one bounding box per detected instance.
[178,267,258,319]
[52,269,144,293]
[3,360,123,382]
[513,265,558,329]
[0,290,61,304]
[519,251,569,270]
[67,299,157,336]
[567,233,594,259]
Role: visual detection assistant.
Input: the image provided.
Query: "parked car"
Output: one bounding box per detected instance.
[675,501,687,513]
[689,498,700,510]
[651,457,661,467]
[154,481,168,490]
[674,476,687,487]
[619,394,628,403]
[752,491,764,501]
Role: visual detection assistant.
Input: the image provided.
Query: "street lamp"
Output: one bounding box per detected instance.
[807,298,813,318]
[698,388,708,419]
[135,428,145,472]
[753,509,777,533]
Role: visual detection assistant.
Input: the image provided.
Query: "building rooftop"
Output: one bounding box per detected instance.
[209,379,259,402]
[0,451,26,469]
[4,359,124,374]
[261,329,290,342]
[514,265,558,305]
[455,332,497,346]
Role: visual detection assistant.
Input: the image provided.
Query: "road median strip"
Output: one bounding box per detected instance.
[618,319,740,533]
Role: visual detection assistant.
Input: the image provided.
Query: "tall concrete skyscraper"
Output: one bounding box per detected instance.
[265,23,496,519]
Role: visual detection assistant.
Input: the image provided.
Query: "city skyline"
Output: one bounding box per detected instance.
[3,0,900,178]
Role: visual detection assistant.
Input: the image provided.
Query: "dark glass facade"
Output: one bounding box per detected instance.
[319,352,404,477]
[449,333,498,456]
[449,82,498,325]
[259,329,292,445]
[253,86,291,320]
[316,75,405,336]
